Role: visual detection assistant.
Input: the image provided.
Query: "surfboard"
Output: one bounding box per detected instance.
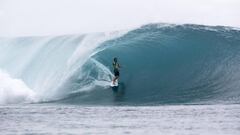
[110,79,118,87]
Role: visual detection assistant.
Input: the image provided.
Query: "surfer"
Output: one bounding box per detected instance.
[112,57,120,85]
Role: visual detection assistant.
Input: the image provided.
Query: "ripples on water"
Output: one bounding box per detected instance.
[1,104,240,135]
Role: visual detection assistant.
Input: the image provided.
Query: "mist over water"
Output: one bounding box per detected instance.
[0,31,127,104]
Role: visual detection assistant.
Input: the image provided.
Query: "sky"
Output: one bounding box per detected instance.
[0,0,239,37]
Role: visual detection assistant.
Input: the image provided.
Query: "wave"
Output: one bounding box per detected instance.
[0,31,126,104]
[0,23,240,105]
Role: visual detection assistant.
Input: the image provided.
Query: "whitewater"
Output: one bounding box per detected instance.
[1,23,240,134]
[0,31,127,104]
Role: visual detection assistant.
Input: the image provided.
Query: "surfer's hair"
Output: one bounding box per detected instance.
[113,57,117,62]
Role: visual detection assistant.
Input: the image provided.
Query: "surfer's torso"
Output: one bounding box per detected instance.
[113,62,120,76]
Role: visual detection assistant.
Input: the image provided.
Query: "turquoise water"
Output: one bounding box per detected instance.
[1,24,239,105]
[93,24,240,105]
[0,23,240,134]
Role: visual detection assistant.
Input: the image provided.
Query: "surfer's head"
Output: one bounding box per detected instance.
[113,57,118,62]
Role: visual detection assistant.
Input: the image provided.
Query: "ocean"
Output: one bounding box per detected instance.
[0,23,240,134]
[1,104,240,135]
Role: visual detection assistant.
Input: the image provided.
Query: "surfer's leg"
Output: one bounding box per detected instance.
[113,71,120,84]
[114,71,120,81]
[113,76,119,84]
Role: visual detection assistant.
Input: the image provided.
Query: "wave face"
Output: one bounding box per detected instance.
[0,32,126,104]
[1,24,240,105]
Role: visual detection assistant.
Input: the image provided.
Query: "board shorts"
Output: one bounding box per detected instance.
[114,70,120,76]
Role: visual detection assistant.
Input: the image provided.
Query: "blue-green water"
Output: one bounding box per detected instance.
[1,24,240,105]
[0,23,240,134]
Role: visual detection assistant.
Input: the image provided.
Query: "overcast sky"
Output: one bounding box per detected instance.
[0,0,239,37]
